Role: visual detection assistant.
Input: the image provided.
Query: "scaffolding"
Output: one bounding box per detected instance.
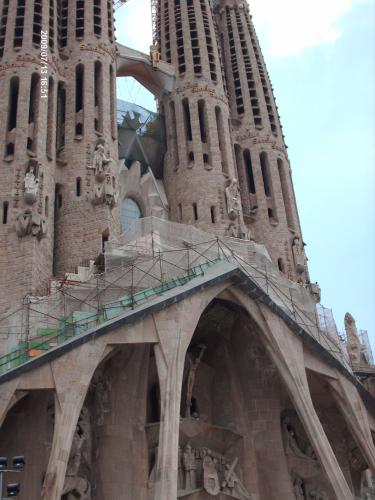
[0,218,355,376]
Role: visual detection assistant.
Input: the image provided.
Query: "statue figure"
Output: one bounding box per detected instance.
[90,141,112,179]
[183,444,197,491]
[292,236,306,274]
[344,313,362,365]
[222,458,251,499]
[282,418,315,461]
[24,161,39,204]
[185,344,206,417]
[178,446,185,490]
[203,454,220,495]
[150,44,160,68]
[225,178,241,220]
[293,477,305,500]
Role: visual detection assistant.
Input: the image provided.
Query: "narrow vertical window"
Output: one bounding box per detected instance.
[187,0,201,74]
[169,101,179,166]
[175,0,185,74]
[107,0,114,41]
[94,62,103,133]
[5,76,19,158]
[27,73,40,153]
[260,152,271,197]
[49,0,55,51]
[93,0,102,36]
[193,203,198,220]
[278,258,284,273]
[75,64,84,137]
[2,202,9,224]
[46,77,55,159]
[56,82,66,157]
[0,0,10,58]
[210,206,215,223]
[45,196,49,217]
[182,98,192,141]
[76,177,81,196]
[13,0,25,48]
[215,106,227,173]
[32,0,42,46]
[278,158,294,230]
[197,100,207,143]
[109,65,116,139]
[178,203,182,221]
[76,0,84,38]
[58,0,68,48]
[243,150,255,194]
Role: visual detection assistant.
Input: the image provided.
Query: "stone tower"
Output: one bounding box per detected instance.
[0,0,55,315]
[0,0,119,315]
[52,0,119,276]
[214,0,308,281]
[159,0,246,237]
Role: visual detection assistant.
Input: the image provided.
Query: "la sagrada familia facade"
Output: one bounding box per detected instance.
[0,0,374,498]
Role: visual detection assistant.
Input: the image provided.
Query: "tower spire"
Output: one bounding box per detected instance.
[215,0,309,281]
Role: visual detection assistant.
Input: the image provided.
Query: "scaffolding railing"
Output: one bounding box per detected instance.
[0,217,356,376]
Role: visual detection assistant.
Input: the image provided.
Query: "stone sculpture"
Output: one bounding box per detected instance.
[344,313,362,365]
[183,444,198,490]
[293,477,305,500]
[203,455,220,495]
[178,446,251,499]
[185,344,206,417]
[90,140,113,179]
[15,210,46,239]
[24,160,39,204]
[292,236,306,274]
[225,178,241,220]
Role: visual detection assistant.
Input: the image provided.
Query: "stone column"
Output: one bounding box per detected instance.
[330,377,375,473]
[255,303,355,500]
[41,342,111,500]
[230,289,355,500]
[0,379,18,427]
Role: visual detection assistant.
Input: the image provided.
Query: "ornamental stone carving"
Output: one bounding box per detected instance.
[178,445,251,499]
[225,178,241,220]
[15,209,47,239]
[24,159,40,204]
[89,139,113,180]
[292,236,306,274]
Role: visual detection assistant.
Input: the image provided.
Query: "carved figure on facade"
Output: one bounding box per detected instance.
[185,344,206,417]
[293,477,305,500]
[150,44,160,68]
[89,140,113,180]
[183,444,198,490]
[15,209,47,239]
[178,445,252,499]
[344,313,362,365]
[282,418,317,461]
[292,236,306,274]
[225,178,241,220]
[24,159,40,204]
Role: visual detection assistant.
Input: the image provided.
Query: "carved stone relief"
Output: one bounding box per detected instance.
[178,445,251,499]
[88,140,117,207]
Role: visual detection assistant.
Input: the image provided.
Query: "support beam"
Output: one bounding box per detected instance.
[330,376,375,473]
[41,343,112,500]
[230,288,355,500]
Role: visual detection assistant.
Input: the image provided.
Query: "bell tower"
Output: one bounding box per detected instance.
[52,0,119,275]
[159,0,246,237]
[214,0,309,280]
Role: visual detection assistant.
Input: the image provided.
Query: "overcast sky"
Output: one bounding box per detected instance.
[115,0,375,347]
